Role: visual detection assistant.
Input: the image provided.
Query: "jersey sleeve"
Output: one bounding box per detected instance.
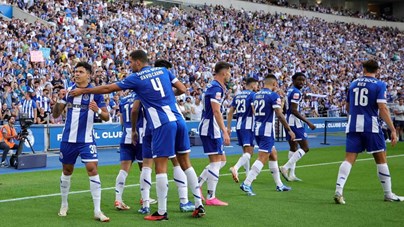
[290,89,301,104]
[116,73,139,91]
[208,85,223,105]
[376,81,387,104]
[230,95,236,108]
[94,94,106,108]
[271,92,282,109]
[167,68,178,84]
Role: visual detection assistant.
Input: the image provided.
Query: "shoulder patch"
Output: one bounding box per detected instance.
[293,93,300,99]
[215,92,222,100]
[276,98,281,105]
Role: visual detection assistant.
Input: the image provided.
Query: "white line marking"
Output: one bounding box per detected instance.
[1,154,404,203]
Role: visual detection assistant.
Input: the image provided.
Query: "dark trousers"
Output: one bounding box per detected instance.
[1,142,18,162]
[382,128,391,140]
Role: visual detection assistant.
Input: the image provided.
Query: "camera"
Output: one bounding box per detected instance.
[19,114,34,138]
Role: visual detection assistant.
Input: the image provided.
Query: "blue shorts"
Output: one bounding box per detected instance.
[236,129,255,147]
[175,119,191,154]
[120,143,143,162]
[286,126,307,141]
[346,132,386,153]
[255,135,275,153]
[59,142,98,165]
[142,129,153,159]
[151,122,177,158]
[200,136,224,155]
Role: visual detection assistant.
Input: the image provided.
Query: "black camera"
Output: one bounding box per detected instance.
[19,114,34,137]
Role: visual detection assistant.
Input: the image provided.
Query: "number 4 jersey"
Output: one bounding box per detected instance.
[116,66,183,130]
[346,76,387,133]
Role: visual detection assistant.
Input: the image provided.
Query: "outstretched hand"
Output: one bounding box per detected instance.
[69,88,84,97]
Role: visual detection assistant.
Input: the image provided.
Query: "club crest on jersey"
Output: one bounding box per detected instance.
[83,94,90,101]
[215,92,222,99]
[293,93,300,99]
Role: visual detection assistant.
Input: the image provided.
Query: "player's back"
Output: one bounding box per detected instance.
[253,88,280,137]
[116,66,183,129]
[232,89,255,130]
[346,76,386,133]
[119,92,144,144]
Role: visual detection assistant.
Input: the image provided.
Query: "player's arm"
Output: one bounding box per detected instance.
[89,100,109,121]
[211,101,230,145]
[53,89,67,118]
[172,80,187,96]
[378,102,397,146]
[275,108,295,141]
[226,106,235,134]
[345,101,350,114]
[131,100,141,145]
[70,84,121,96]
[290,102,316,130]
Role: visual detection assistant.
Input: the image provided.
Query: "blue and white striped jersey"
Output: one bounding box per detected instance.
[38,95,51,112]
[346,76,386,133]
[285,86,304,128]
[199,80,226,139]
[231,89,255,130]
[116,66,183,129]
[253,88,281,137]
[119,92,144,144]
[61,84,106,143]
[21,99,37,119]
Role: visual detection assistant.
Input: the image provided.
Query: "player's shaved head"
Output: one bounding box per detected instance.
[263,74,277,85]
[130,50,148,63]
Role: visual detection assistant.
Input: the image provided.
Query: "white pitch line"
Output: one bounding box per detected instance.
[1,154,404,203]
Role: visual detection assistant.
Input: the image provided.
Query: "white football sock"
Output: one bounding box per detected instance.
[60,173,71,208]
[115,170,128,202]
[377,163,392,196]
[156,173,168,215]
[184,167,203,207]
[234,153,251,172]
[198,165,209,187]
[244,160,264,186]
[288,151,296,177]
[335,161,352,195]
[269,161,282,187]
[207,162,221,200]
[89,175,102,213]
[173,166,188,204]
[140,167,152,208]
[284,149,305,170]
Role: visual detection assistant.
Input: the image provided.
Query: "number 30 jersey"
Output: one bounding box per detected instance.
[230,90,255,131]
[116,66,183,130]
[253,88,281,137]
[346,76,387,133]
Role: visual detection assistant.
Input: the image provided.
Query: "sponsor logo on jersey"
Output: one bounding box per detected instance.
[215,92,222,100]
[293,93,300,99]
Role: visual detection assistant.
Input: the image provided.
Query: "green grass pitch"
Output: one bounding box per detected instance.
[1,143,403,226]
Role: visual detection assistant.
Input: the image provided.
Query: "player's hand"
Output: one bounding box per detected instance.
[308,123,316,130]
[288,130,296,141]
[226,128,231,135]
[89,101,99,112]
[69,88,83,97]
[390,131,397,147]
[58,89,67,99]
[132,130,138,146]
[223,131,230,146]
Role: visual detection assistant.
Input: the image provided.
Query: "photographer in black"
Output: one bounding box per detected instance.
[0,116,20,167]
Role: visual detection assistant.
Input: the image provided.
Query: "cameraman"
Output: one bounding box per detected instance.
[0,116,19,167]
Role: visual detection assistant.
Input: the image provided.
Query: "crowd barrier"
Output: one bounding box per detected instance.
[17,117,348,152]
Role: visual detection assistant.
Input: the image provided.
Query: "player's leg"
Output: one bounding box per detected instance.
[171,157,192,212]
[280,128,307,181]
[369,132,404,202]
[175,119,204,217]
[82,143,109,222]
[139,158,153,214]
[115,144,135,210]
[240,150,268,196]
[269,147,291,192]
[231,130,254,183]
[334,132,360,205]
[58,142,78,217]
[144,122,175,221]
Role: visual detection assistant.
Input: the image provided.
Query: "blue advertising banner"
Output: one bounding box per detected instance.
[48,123,123,150]
[303,117,348,134]
[0,5,13,18]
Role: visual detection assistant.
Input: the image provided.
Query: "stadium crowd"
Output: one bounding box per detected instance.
[0,0,403,124]
[244,0,404,22]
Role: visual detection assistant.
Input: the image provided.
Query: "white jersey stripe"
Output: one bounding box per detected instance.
[372,116,379,133]
[246,117,252,130]
[85,94,94,143]
[162,105,177,122]
[148,107,161,128]
[200,119,210,136]
[346,115,351,133]
[356,115,364,132]
[264,122,272,137]
[68,96,82,143]
[213,117,221,138]
[236,117,242,130]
